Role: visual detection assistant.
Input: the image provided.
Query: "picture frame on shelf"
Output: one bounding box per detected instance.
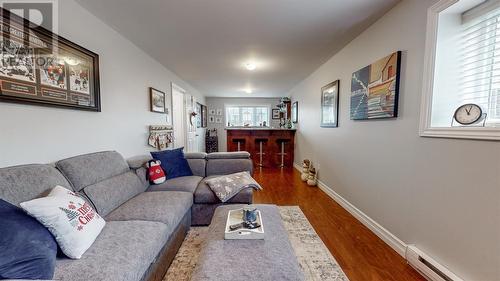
[272,108,280,119]
[321,80,340,127]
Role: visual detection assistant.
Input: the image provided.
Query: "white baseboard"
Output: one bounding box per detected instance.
[293,163,407,257]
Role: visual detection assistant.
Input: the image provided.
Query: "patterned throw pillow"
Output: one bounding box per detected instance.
[20,186,106,259]
[204,172,263,203]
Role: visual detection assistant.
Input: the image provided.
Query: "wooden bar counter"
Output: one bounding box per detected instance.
[226,128,296,168]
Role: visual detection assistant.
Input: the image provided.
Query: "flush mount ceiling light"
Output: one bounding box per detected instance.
[244,62,257,71]
[244,88,253,94]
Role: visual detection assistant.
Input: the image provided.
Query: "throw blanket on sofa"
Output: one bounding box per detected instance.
[204,172,262,203]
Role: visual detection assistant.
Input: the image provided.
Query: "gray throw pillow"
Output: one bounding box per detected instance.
[205,172,263,203]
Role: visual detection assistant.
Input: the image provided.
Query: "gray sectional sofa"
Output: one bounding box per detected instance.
[0,150,254,281]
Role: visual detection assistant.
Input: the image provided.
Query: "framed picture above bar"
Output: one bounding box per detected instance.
[350,51,401,120]
[0,8,100,111]
[321,80,340,127]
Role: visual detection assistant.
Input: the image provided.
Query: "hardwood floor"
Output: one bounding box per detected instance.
[252,167,425,281]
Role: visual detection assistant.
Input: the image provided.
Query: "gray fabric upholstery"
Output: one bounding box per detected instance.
[186,159,206,177]
[195,176,253,204]
[56,151,129,191]
[127,154,152,169]
[192,203,224,226]
[191,204,304,281]
[206,158,253,176]
[184,152,207,159]
[147,176,202,193]
[54,220,169,281]
[0,164,71,205]
[206,152,250,159]
[83,171,146,216]
[135,167,149,189]
[106,191,193,231]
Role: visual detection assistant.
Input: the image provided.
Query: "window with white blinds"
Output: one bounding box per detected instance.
[460,8,500,124]
[225,106,269,127]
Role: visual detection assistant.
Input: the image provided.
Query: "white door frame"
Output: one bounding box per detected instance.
[171,83,186,148]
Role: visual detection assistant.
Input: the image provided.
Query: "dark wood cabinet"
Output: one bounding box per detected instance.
[226,128,296,168]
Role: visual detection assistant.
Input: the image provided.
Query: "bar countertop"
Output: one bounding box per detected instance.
[225,127,296,131]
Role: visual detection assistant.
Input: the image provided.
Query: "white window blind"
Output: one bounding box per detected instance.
[460,7,500,125]
[226,106,269,126]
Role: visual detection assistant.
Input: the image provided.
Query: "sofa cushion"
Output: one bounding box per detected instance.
[0,199,57,280]
[0,164,72,206]
[186,159,206,177]
[83,171,146,217]
[56,151,129,191]
[194,176,253,204]
[206,158,253,177]
[20,186,106,260]
[151,148,193,180]
[148,176,202,193]
[105,191,193,231]
[54,220,168,281]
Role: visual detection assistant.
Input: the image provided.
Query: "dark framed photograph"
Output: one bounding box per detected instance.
[201,104,208,128]
[150,88,165,113]
[292,101,298,123]
[0,8,100,111]
[195,102,202,128]
[272,108,280,119]
[321,80,340,127]
[350,51,401,120]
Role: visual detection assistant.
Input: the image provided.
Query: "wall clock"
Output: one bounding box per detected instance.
[453,104,482,125]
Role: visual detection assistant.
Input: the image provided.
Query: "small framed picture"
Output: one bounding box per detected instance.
[201,105,208,128]
[215,117,222,123]
[216,108,222,115]
[292,101,298,123]
[209,109,216,115]
[209,116,215,123]
[272,108,280,119]
[150,88,165,113]
[321,80,340,127]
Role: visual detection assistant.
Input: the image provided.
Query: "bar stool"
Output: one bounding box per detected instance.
[255,138,268,167]
[276,139,290,168]
[232,139,245,152]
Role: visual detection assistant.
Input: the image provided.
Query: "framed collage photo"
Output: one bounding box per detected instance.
[321,80,340,127]
[0,8,100,111]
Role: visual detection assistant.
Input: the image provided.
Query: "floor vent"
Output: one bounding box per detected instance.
[405,245,463,281]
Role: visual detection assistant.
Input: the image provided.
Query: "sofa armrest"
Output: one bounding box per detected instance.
[206,152,253,176]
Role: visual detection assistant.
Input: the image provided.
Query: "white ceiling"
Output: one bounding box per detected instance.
[76,0,400,97]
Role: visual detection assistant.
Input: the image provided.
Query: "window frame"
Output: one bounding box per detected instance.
[224,104,271,127]
[420,0,500,140]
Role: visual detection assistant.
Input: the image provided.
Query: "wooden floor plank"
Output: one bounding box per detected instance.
[252,167,425,281]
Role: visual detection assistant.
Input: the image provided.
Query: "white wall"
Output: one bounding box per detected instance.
[0,0,205,167]
[288,0,500,280]
[206,97,281,152]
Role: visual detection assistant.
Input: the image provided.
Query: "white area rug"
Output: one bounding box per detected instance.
[164,206,349,281]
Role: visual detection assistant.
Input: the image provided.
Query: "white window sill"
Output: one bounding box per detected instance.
[419,127,500,141]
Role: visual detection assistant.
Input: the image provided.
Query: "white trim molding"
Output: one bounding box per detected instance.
[419,0,500,141]
[292,163,407,257]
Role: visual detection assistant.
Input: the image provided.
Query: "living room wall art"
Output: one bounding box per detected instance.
[350,51,401,120]
[292,101,298,123]
[195,102,202,128]
[320,80,340,127]
[0,8,100,111]
[201,104,208,128]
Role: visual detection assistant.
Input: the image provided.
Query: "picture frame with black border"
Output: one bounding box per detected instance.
[321,80,340,127]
